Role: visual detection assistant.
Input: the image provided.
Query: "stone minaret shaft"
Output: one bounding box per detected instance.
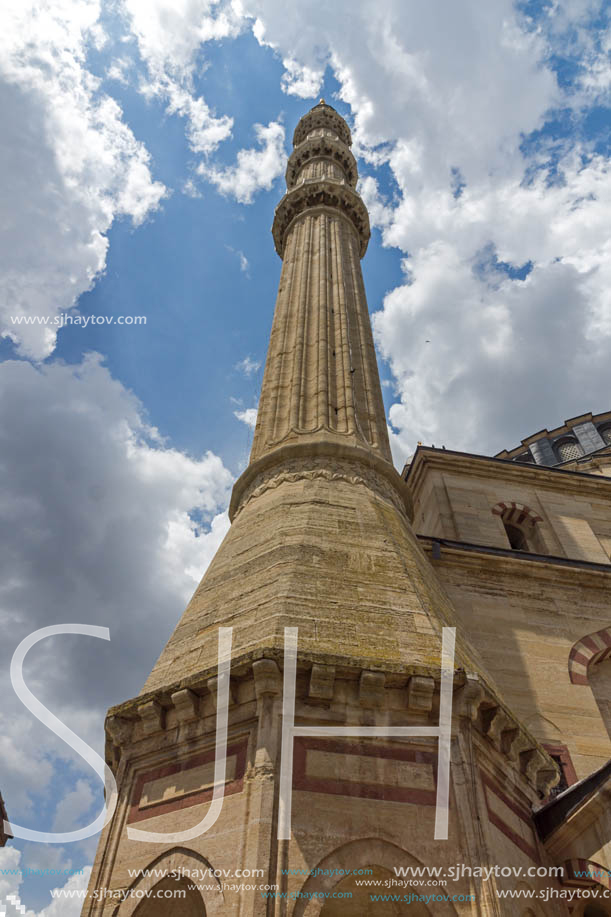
[249,100,392,466]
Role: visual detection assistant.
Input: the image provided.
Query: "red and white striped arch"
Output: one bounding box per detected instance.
[562,858,611,891]
[568,627,611,685]
[491,501,543,527]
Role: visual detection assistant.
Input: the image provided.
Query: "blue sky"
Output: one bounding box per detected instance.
[48,35,404,473]
[0,0,609,912]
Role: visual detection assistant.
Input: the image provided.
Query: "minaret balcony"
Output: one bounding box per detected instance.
[272,178,371,258]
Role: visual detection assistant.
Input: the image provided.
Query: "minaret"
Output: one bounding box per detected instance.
[83,102,560,917]
[140,100,481,689]
[249,99,391,466]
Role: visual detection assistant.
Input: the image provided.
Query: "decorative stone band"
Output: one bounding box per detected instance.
[293,105,352,148]
[105,660,559,802]
[272,180,370,259]
[229,441,412,521]
[562,858,611,891]
[568,626,611,685]
[233,456,407,519]
[491,501,543,527]
[286,134,357,189]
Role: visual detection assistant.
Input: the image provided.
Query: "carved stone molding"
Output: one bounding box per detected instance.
[272,180,370,258]
[138,699,164,735]
[171,688,199,722]
[252,659,282,700]
[309,664,336,701]
[293,105,351,147]
[207,674,236,708]
[233,455,407,519]
[407,675,435,713]
[455,674,485,720]
[286,135,357,189]
[105,715,134,747]
[359,671,385,707]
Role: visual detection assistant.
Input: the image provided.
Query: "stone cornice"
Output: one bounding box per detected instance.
[419,535,611,587]
[408,446,611,501]
[286,134,357,188]
[104,651,559,801]
[272,180,370,258]
[229,439,412,521]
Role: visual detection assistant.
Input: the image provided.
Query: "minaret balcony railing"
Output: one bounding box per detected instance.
[286,134,358,189]
[272,178,371,258]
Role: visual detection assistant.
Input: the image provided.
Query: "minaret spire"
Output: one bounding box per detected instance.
[248,100,392,468]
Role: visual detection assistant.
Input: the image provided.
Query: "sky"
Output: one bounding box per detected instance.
[0,0,609,911]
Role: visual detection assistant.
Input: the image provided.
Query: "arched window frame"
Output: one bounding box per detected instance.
[568,627,611,685]
[491,502,544,553]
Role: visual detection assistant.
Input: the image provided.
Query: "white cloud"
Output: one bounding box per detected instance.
[0,0,166,360]
[122,0,244,81]
[234,407,258,429]
[0,847,91,916]
[280,58,323,98]
[106,57,131,84]
[238,0,611,462]
[121,0,243,157]
[0,354,233,838]
[235,355,260,375]
[226,247,250,274]
[52,781,95,833]
[200,120,285,203]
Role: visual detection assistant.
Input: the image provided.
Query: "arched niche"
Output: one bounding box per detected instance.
[132,875,206,917]
[319,865,431,916]
[114,847,224,916]
[292,838,458,917]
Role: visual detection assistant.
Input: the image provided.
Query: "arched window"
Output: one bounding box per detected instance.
[492,502,544,553]
[504,522,528,550]
[554,436,584,463]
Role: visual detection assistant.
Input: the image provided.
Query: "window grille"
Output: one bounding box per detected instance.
[555,438,583,462]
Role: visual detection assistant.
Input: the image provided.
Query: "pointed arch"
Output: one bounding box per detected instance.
[568,627,611,685]
[491,502,542,526]
[291,837,459,916]
[113,847,224,916]
[492,502,544,552]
